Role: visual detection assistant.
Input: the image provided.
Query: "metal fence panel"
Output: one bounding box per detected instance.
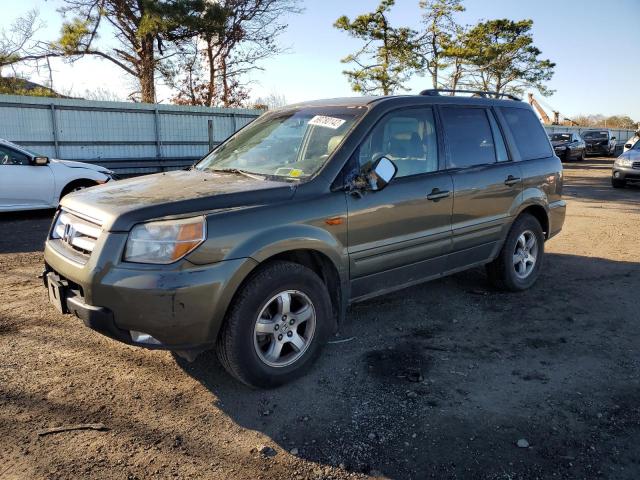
[0,94,262,174]
[544,125,635,143]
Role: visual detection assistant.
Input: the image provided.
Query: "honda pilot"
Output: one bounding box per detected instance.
[44,90,566,388]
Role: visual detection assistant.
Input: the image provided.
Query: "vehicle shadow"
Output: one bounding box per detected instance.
[562,158,615,170]
[0,209,55,254]
[176,252,640,479]
[563,159,640,207]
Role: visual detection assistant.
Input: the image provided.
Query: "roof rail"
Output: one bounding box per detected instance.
[419,89,521,102]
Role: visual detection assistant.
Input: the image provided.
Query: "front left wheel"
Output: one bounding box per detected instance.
[612,178,626,188]
[217,261,333,388]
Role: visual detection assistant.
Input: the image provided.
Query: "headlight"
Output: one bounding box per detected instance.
[124,216,206,264]
[615,158,633,167]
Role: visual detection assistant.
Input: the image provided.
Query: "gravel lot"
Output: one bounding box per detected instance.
[1,158,639,480]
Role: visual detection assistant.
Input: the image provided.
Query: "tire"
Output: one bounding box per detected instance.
[563,150,571,162]
[579,149,586,161]
[486,214,545,292]
[217,261,333,388]
[612,178,626,189]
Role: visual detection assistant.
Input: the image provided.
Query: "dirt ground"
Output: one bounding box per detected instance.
[1,158,639,480]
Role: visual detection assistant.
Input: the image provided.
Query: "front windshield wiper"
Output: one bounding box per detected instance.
[207,168,265,180]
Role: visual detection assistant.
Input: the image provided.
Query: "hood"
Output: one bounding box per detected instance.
[618,149,640,161]
[52,158,111,174]
[60,169,296,231]
[584,137,609,144]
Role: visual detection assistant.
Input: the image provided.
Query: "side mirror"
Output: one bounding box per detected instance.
[611,137,616,141]
[32,156,49,166]
[368,156,397,191]
[625,144,632,149]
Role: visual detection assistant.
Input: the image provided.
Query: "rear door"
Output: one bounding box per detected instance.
[346,107,453,300]
[0,146,55,210]
[439,106,523,269]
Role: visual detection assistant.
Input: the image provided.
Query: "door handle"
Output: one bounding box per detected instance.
[504,175,521,186]
[426,188,451,201]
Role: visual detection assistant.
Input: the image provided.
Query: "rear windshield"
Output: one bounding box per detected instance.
[550,133,572,141]
[499,107,552,160]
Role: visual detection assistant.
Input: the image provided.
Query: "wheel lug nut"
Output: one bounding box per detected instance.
[287,331,293,337]
[274,324,279,331]
[278,334,283,341]
[289,319,295,325]
[282,315,287,320]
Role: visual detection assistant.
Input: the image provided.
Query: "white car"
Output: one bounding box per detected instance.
[0,138,114,212]
[623,131,639,153]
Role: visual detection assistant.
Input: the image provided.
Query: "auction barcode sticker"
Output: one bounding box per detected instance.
[308,115,346,129]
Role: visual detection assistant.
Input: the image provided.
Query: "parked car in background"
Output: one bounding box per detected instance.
[0,139,114,212]
[582,129,617,157]
[549,132,586,161]
[623,131,639,153]
[43,91,565,388]
[612,140,640,188]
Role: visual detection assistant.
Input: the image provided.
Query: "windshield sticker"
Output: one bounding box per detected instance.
[308,115,346,130]
[288,169,303,177]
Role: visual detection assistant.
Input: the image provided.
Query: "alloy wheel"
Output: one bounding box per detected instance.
[253,290,317,368]
[513,230,538,279]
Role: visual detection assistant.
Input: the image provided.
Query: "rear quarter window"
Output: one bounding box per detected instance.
[500,107,552,161]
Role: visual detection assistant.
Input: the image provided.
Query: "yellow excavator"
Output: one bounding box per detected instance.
[527,93,579,126]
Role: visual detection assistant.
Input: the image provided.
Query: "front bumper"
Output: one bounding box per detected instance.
[553,146,567,157]
[44,236,257,352]
[612,166,640,182]
[44,271,134,345]
[586,144,611,155]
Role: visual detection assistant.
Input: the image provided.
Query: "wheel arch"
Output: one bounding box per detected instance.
[517,203,550,239]
[214,244,347,345]
[59,178,99,200]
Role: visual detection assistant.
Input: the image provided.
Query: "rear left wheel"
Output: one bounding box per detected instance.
[486,214,545,292]
[217,261,332,388]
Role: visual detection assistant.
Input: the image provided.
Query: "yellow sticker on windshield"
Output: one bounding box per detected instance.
[289,169,303,177]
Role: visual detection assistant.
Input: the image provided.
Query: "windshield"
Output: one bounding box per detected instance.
[196,106,367,180]
[583,131,608,140]
[550,133,571,141]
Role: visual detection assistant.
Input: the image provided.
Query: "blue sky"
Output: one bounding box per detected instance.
[4,0,640,119]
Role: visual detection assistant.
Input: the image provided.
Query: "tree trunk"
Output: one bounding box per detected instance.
[205,38,216,107]
[139,36,156,103]
[221,54,229,107]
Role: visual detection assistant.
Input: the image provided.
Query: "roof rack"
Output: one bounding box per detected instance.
[419,89,521,102]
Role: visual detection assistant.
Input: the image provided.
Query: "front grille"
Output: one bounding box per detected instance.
[52,210,102,255]
[633,162,640,170]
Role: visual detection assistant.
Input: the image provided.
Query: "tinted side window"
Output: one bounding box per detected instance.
[500,107,553,160]
[0,147,30,166]
[441,107,496,168]
[358,108,439,178]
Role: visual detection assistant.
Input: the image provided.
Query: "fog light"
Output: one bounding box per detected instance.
[130,330,162,345]
[614,171,620,178]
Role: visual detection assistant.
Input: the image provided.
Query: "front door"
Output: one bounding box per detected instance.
[0,146,54,210]
[346,107,453,300]
[439,106,523,269]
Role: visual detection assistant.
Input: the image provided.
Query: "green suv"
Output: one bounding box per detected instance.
[44,90,566,388]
